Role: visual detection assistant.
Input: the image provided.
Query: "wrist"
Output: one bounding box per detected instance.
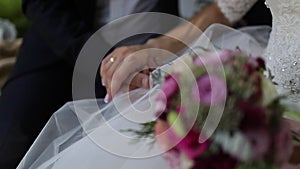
[145,36,183,68]
[145,36,186,53]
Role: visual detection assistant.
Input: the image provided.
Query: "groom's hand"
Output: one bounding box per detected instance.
[100,45,152,102]
[100,37,178,102]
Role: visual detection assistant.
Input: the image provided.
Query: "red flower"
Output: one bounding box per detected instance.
[161,74,179,99]
[243,62,256,74]
[246,73,263,103]
[192,152,237,169]
[177,130,211,159]
[155,74,180,118]
[239,101,266,130]
[256,57,266,70]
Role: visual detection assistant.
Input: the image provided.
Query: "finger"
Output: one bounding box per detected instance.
[101,47,133,86]
[113,71,148,90]
[101,52,125,88]
[100,56,111,86]
[129,73,150,89]
[102,48,134,101]
[141,69,150,75]
[129,85,138,91]
[117,84,138,94]
[100,62,113,87]
[100,52,114,80]
[103,51,134,98]
[104,80,112,103]
[105,53,125,83]
[110,55,146,98]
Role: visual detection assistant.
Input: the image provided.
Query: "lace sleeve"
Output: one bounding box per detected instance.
[216,0,258,23]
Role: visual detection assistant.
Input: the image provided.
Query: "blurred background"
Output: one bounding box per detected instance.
[0,0,30,91]
[0,0,30,36]
[0,0,207,92]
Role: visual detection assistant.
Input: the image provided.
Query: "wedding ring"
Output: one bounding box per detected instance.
[110,57,115,63]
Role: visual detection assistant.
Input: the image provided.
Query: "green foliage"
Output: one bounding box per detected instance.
[121,121,156,140]
[0,0,31,37]
[194,53,262,132]
[0,0,22,18]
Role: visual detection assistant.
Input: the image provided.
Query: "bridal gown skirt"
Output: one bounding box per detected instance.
[18,89,171,169]
[17,24,276,169]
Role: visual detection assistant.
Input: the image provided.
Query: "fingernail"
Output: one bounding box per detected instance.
[142,77,148,87]
[101,79,106,86]
[104,94,110,103]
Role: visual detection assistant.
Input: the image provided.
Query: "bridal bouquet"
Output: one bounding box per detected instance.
[142,50,295,169]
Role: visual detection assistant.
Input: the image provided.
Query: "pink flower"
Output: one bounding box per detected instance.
[162,150,181,169]
[244,127,271,160]
[161,74,179,99]
[274,120,293,165]
[247,55,259,68]
[154,95,167,118]
[155,120,178,151]
[155,74,179,118]
[177,130,211,159]
[194,50,233,66]
[191,74,227,106]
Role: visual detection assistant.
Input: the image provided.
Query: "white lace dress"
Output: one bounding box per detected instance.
[17,1,300,169]
[264,0,300,102]
[217,0,300,102]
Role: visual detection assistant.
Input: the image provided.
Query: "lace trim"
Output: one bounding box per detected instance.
[216,0,258,23]
[264,0,300,101]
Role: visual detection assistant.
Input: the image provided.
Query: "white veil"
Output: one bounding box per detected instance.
[17,24,272,169]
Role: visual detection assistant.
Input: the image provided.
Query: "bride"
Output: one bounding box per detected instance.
[18,0,300,168]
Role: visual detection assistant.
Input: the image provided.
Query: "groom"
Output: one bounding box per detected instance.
[0,0,179,168]
[0,0,271,168]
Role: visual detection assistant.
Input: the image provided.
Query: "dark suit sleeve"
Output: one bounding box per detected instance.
[22,0,95,66]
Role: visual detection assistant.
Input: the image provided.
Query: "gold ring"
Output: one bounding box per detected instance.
[110,57,115,63]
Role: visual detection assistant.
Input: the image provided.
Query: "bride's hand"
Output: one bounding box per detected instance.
[100,37,179,102]
[100,44,155,102]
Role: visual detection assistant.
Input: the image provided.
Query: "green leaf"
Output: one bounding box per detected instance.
[167,110,186,138]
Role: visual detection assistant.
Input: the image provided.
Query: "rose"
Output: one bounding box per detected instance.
[191,74,227,106]
[239,101,267,130]
[155,74,179,117]
[176,130,211,159]
[160,74,179,100]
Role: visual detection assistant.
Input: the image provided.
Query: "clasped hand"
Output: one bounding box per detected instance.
[100,44,174,102]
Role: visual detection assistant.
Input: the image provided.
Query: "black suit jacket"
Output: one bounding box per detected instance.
[10,0,178,79]
[12,0,270,79]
